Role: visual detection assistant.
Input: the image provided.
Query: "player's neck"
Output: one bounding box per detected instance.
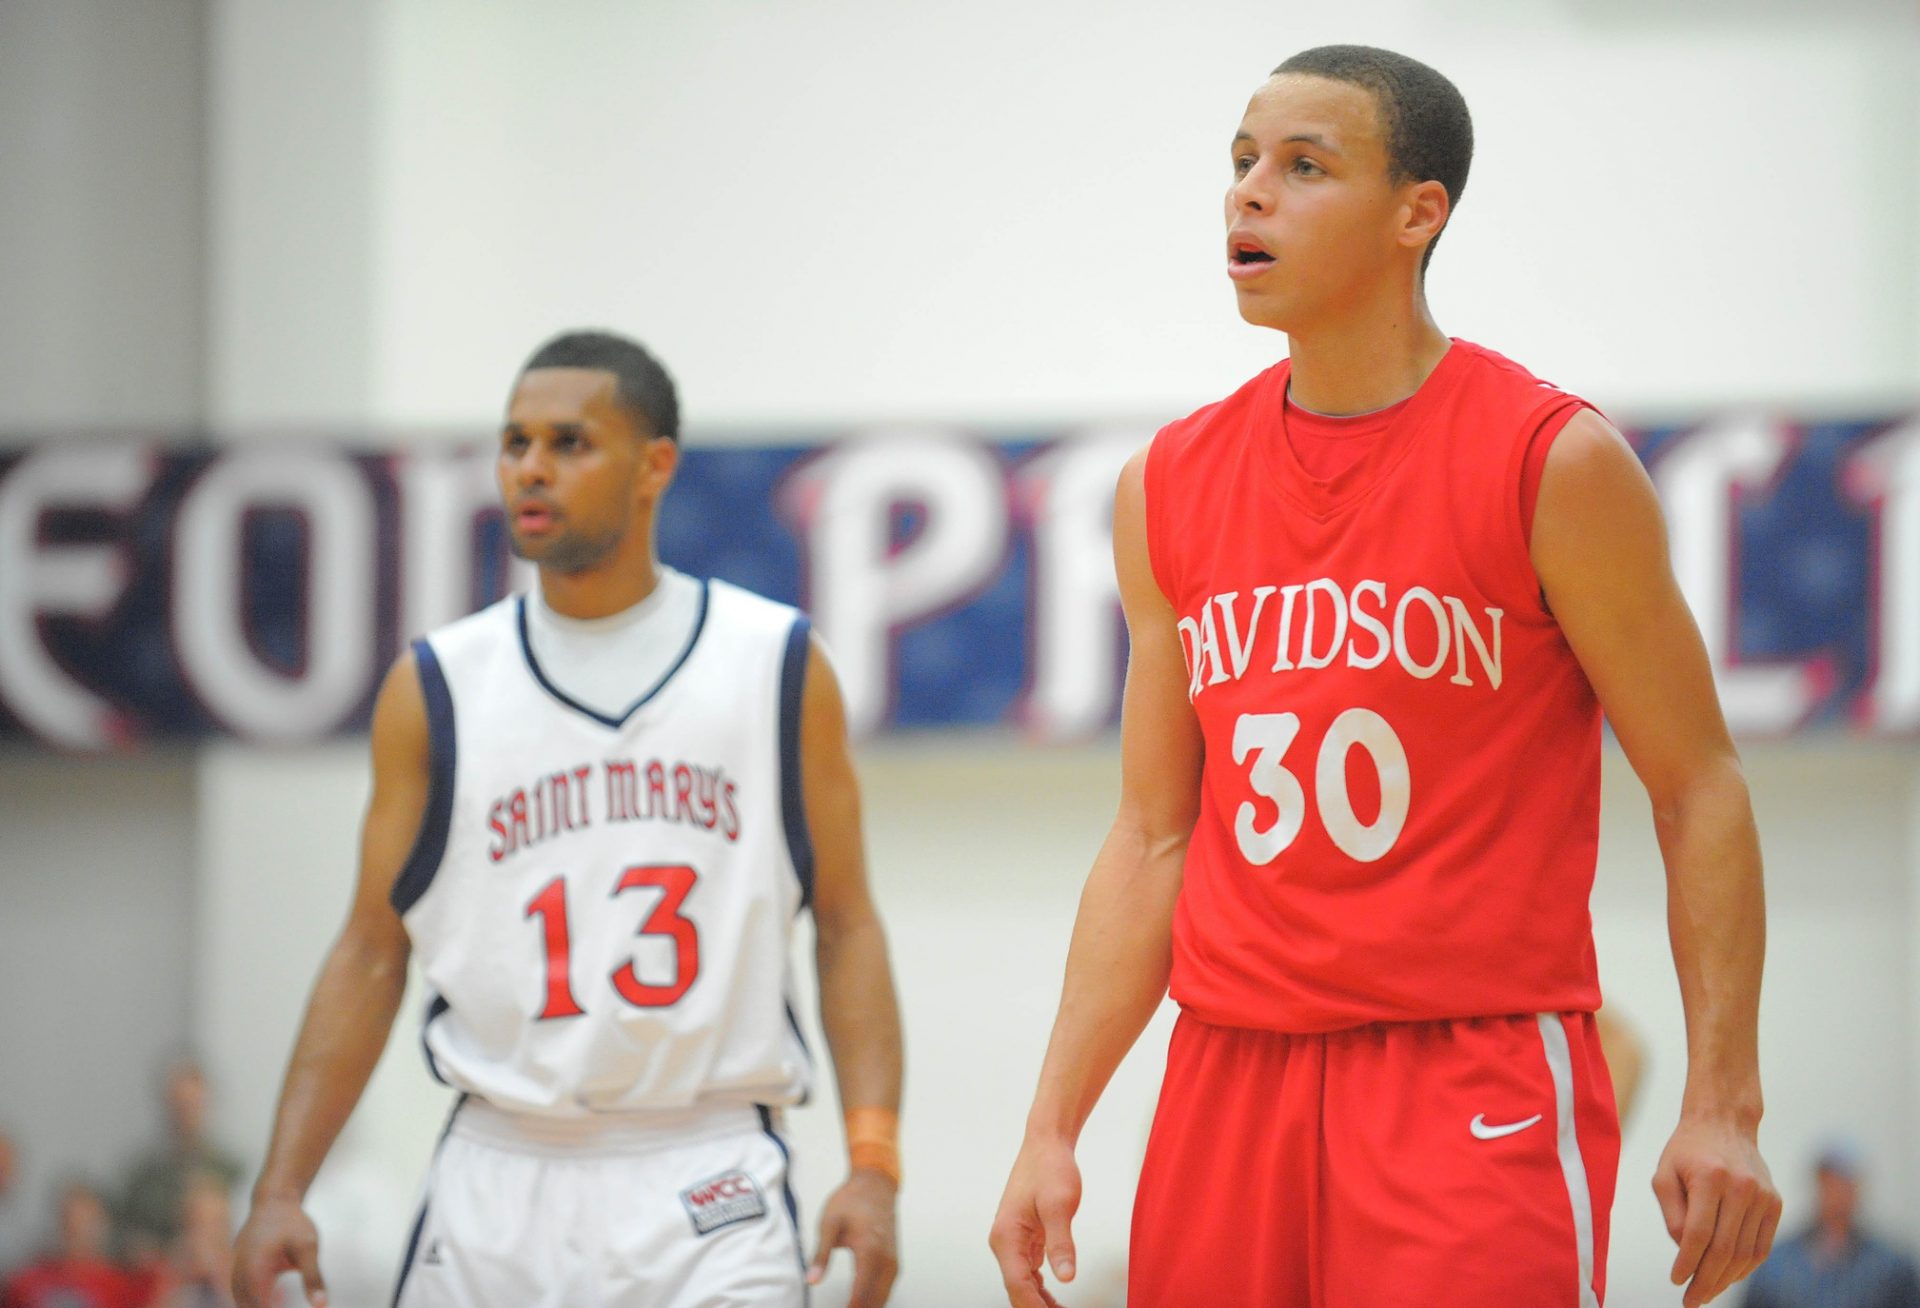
[538,538,663,620]
[1283,292,1450,416]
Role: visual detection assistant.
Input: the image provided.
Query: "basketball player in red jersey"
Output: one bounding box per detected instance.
[990,46,1779,1307]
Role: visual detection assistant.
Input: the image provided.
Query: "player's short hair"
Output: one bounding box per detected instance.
[519,330,681,442]
[1273,45,1473,271]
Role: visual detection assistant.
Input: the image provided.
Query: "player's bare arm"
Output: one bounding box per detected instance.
[989,448,1203,1308]
[801,636,904,1308]
[1532,408,1782,1307]
[231,653,426,1308]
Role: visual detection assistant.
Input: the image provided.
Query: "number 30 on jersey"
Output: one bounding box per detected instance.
[1233,708,1409,864]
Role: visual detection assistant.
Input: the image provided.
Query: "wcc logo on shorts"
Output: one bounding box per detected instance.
[680,1169,769,1236]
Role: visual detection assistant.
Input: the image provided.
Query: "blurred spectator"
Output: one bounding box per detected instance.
[1742,1141,1920,1308]
[0,1128,20,1277]
[1594,1002,1646,1124]
[148,1172,235,1308]
[117,1057,242,1263]
[0,1179,146,1308]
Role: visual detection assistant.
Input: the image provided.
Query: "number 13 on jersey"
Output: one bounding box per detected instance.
[525,865,702,1020]
[1233,708,1410,864]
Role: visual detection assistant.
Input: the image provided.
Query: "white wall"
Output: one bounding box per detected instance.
[357,1,1920,431]
[206,0,379,433]
[0,0,206,431]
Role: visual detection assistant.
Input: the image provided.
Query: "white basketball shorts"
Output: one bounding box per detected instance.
[391,1097,807,1307]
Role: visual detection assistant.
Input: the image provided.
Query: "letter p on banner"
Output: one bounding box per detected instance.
[781,434,1007,735]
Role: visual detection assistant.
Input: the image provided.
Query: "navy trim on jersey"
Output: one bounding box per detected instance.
[778,615,816,909]
[757,1105,808,1278]
[420,993,451,1087]
[786,1000,814,1106]
[390,640,457,915]
[390,1093,468,1307]
[514,578,712,728]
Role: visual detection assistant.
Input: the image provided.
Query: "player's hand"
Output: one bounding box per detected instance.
[989,1134,1081,1308]
[808,1167,898,1307]
[232,1194,328,1308]
[1652,1114,1782,1306]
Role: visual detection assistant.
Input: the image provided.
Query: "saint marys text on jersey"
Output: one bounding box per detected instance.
[487,757,743,863]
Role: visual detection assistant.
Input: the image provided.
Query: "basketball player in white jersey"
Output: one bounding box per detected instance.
[231,331,904,1308]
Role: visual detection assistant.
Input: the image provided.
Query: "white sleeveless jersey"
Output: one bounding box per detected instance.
[393,578,815,1117]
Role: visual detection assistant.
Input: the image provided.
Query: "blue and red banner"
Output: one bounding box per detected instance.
[1,413,1914,749]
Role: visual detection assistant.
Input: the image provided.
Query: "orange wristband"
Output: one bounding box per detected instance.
[845,1107,901,1187]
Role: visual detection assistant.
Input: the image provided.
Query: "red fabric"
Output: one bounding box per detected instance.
[1143,339,1600,1032]
[1283,390,1573,540]
[1282,393,1409,483]
[1129,1011,1620,1306]
[2,1258,149,1308]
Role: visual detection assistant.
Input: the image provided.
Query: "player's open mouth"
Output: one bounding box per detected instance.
[516,505,556,532]
[1228,238,1275,280]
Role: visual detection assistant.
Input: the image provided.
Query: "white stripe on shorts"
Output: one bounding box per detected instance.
[1536,1012,1600,1308]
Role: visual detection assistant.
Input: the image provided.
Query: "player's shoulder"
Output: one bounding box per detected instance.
[1450,338,1587,409]
[702,575,807,640]
[414,593,520,660]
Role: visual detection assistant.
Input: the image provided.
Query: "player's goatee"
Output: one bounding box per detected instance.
[508,523,621,574]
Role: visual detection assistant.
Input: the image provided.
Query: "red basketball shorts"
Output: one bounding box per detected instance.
[1129,1011,1620,1308]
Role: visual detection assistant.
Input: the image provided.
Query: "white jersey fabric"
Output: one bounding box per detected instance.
[395,576,816,1116]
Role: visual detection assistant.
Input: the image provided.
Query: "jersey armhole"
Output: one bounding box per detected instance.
[777,615,816,910]
[389,639,457,915]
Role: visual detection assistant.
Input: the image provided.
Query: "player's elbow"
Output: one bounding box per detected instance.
[332,914,412,989]
[1110,799,1194,864]
[812,891,886,956]
[1646,751,1752,835]
[1097,815,1191,899]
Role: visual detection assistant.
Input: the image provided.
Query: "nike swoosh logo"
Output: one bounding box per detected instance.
[1470,1112,1543,1140]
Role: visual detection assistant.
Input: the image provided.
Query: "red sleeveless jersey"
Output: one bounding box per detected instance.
[1144,340,1603,1033]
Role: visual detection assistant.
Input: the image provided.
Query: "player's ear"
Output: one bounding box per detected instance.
[1398,179,1449,256]
[639,434,679,499]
